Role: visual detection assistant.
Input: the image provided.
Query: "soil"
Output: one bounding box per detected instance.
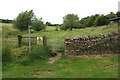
[48,53,62,64]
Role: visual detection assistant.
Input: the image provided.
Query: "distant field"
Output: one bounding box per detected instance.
[1,23,118,37]
[46,26,56,31]
[1,23,13,30]
[1,23,13,27]
[22,25,118,38]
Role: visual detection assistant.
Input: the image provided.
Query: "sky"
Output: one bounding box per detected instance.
[0,0,120,24]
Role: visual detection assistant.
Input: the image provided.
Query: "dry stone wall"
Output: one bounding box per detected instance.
[65,32,119,56]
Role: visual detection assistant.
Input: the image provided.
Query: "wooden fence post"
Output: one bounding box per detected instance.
[43,36,47,46]
[18,35,22,47]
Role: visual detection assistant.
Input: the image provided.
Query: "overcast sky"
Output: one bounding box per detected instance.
[0,0,119,24]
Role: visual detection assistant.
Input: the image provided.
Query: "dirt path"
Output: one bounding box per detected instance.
[48,53,62,64]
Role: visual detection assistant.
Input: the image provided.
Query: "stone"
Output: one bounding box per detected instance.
[65,32,118,56]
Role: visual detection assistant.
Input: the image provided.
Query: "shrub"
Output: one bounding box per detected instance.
[55,26,59,31]
[31,29,35,33]
[13,46,28,58]
[60,25,67,30]
[32,18,46,31]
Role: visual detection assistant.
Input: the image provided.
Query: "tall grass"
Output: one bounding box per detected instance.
[2,23,17,36]
[29,45,52,60]
[18,45,52,65]
[2,43,12,62]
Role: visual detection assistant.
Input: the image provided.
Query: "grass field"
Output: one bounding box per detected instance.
[2,55,119,78]
[2,23,118,52]
[1,23,118,37]
[23,24,118,37]
[1,23,119,78]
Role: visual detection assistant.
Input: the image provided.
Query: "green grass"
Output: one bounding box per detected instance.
[27,24,118,52]
[46,26,56,31]
[1,23,19,36]
[2,23,118,43]
[2,55,119,78]
[23,25,118,37]
[2,43,13,62]
[1,23,119,78]
[1,23,118,37]
[1,23,118,53]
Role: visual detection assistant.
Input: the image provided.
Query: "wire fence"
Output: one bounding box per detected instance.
[2,36,38,48]
[2,36,18,47]
[1,35,67,53]
[46,36,66,52]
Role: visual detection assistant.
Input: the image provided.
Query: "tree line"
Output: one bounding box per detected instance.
[12,10,120,31]
[79,12,119,28]
[61,12,120,31]
[0,19,13,23]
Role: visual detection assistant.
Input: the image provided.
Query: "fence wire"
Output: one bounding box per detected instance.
[47,36,66,52]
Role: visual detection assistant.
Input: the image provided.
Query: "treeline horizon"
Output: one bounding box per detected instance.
[0,19,13,23]
[78,12,120,28]
[1,11,120,26]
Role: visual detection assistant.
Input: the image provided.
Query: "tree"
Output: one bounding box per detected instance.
[106,12,117,19]
[78,13,117,28]
[46,22,51,26]
[62,14,79,31]
[85,15,99,27]
[78,14,99,28]
[32,18,46,31]
[78,17,88,28]
[94,15,108,26]
[60,24,68,30]
[1,19,13,23]
[13,10,35,30]
[116,11,120,17]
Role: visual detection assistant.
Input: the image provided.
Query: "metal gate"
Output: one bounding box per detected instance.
[46,36,66,52]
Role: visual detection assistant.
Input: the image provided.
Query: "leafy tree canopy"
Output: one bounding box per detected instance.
[32,18,46,31]
[13,10,35,30]
[116,12,120,17]
[62,14,79,31]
